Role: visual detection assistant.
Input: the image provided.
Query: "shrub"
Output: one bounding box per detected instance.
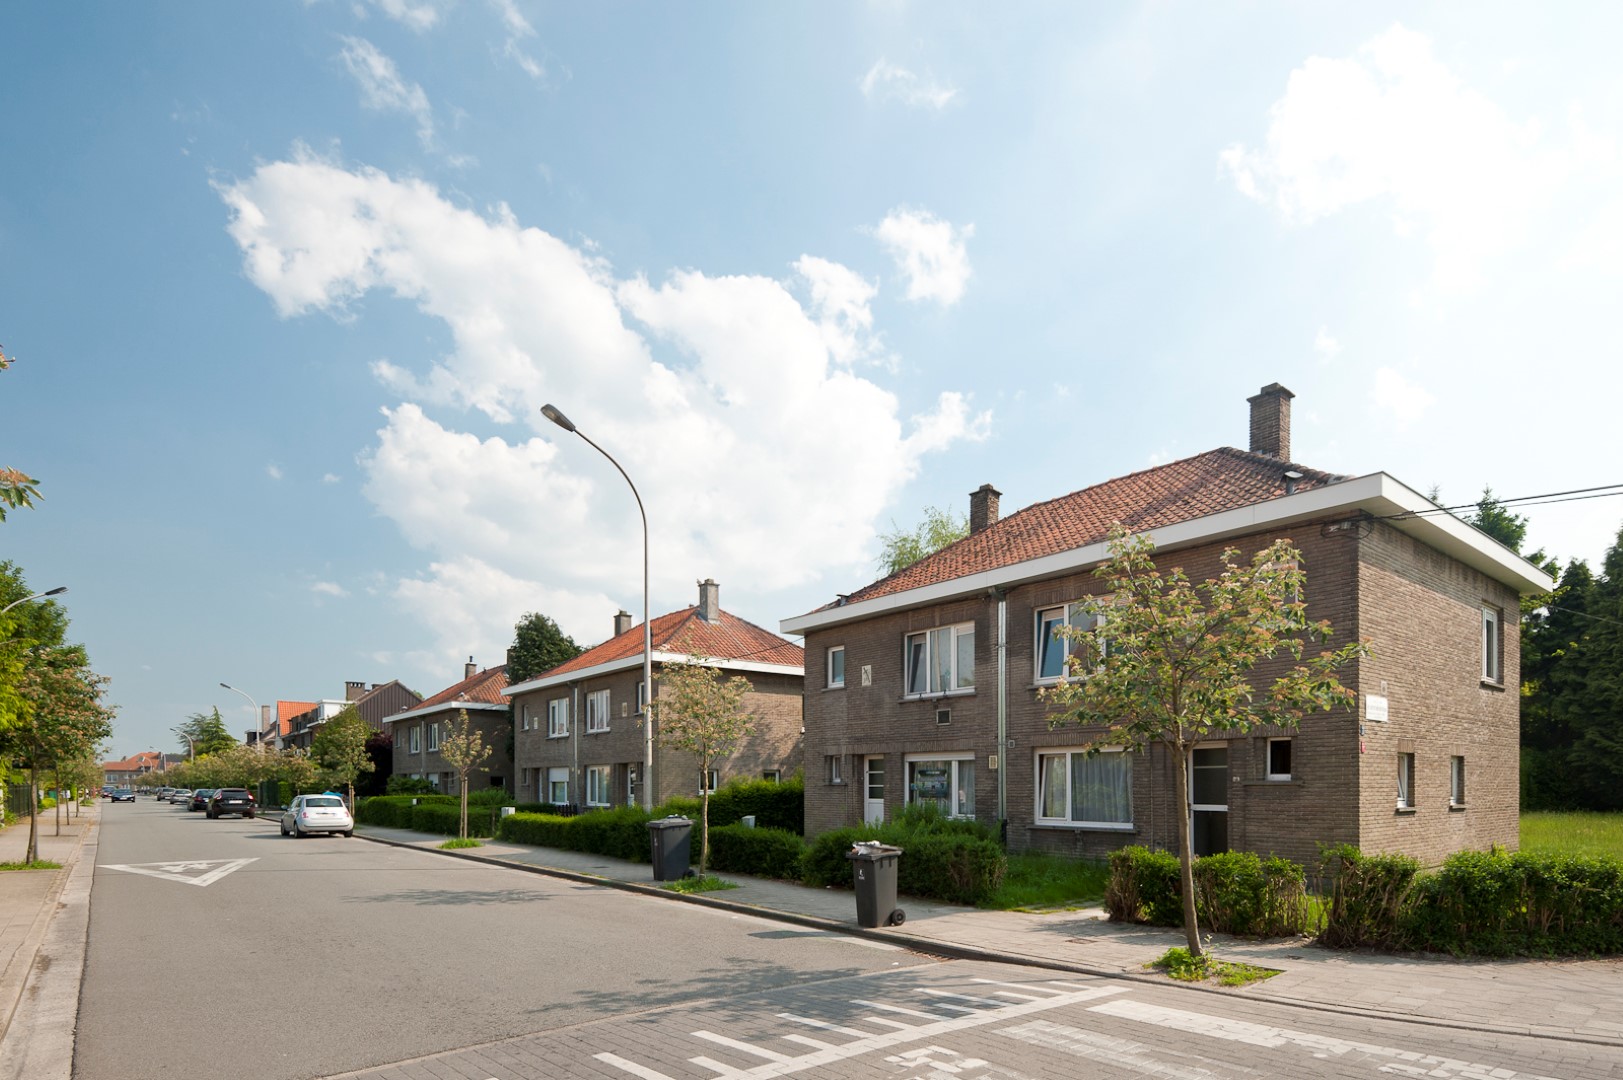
[514,802,575,816]
[37,796,56,811]
[1106,847,1312,936]
[467,787,515,807]
[706,775,805,833]
[1318,844,1420,950]
[800,815,1007,905]
[1105,846,1183,925]
[497,806,656,862]
[386,776,439,795]
[708,825,806,879]
[1404,849,1623,957]
[355,794,456,828]
[800,827,873,888]
[408,802,493,838]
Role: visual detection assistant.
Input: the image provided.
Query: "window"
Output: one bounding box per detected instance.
[826,755,844,785]
[408,725,421,754]
[586,765,611,807]
[1397,753,1416,809]
[763,770,782,783]
[546,767,569,805]
[904,623,975,697]
[1267,738,1293,781]
[627,763,641,803]
[1482,607,1502,683]
[1036,603,1104,682]
[700,769,718,794]
[1450,756,1466,807]
[906,755,975,818]
[586,689,610,733]
[1036,749,1131,827]
[637,679,647,714]
[519,704,532,732]
[426,722,440,752]
[547,698,569,738]
[827,646,846,688]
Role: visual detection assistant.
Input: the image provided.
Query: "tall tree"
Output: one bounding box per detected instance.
[9,643,115,861]
[439,709,493,839]
[507,612,583,684]
[0,561,70,780]
[174,707,236,758]
[1566,525,1623,810]
[1464,486,1529,553]
[0,347,42,521]
[876,505,969,577]
[649,654,755,875]
[1043,527,1366,958]
[1520,558,1595,808]
[310,706,374,810]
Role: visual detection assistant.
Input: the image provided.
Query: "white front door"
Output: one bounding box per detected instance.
[864,755,885,825]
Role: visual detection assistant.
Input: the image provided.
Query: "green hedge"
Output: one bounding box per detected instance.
[708,824,805,879]
[1104,846,1184,926]
[800,808,1006,905]
[1105,847,1314,937]
[1319,845,1419,950]
[355,794,457,828]
[498,806,660,863]
[407,802,494,838]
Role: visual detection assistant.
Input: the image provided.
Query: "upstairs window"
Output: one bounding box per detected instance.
[586,689,611,733]
[1036,602,1105,682]
[1397,753,1416,809]
[827,646,846,689]
[1266,738,1293,781]
[1481,607,1502,684]
[904,623,975,697]
[408,725,421,754]
[1450,756,1466,807]
[426,722,440,752]
[547,698,569,738]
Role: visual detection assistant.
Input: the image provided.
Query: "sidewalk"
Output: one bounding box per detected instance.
[355,822,1623,1048]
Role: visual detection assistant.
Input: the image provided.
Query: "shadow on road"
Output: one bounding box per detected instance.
[344,887,548,906]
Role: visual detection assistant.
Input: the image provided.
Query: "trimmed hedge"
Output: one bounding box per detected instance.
[1105,846,1314,937]
[708,824,806,879]
[355,794,456,828]
[498,806,661,863]
[800,808,1006,905]
[407,802,494,838]
[1319,845,1418,950]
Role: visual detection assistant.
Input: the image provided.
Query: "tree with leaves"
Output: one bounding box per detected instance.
[174,707,237,759]
[0,346,42,521]
[9,643,115,861]
[876,505,968,577]
[439,709,494,839]
[649,654,755,875]
[309,705,374,811]
[1042,527,1367,958]
[507,612,583,684]
[0,561,70,786]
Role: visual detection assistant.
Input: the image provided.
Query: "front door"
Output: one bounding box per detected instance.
[1190,746,1229,856]
[864,755,885,825]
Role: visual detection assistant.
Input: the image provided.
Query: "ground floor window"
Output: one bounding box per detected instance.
[906,754,974,818]
[1266,738,1293,781]
[1397,753,1415,809]
[700,769,718,794]
[547,767,569,805]
[1450,756,1465,807]
[586,765,611,806]
[625,762,641,804]
[1035,748,1131,827]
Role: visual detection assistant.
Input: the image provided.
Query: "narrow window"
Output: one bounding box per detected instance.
[586,689,611,733]
[626,763,641,803]
[426,722,440,752]
[700,769,718,794]
[1482,607,1502,683]
[546,767,569,805]
[409,725,421,754]
[547,698,569,737]
[1397,753,1416,809]
[1450,756,1466,807]
[827,755,844,785]
[1267,738,1293,781]
[827,645,846,688]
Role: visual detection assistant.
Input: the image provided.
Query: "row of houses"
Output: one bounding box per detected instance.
[215,383,1556,866]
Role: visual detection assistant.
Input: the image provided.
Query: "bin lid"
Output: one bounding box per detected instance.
[647,816,692,829]
[847,841,903,857]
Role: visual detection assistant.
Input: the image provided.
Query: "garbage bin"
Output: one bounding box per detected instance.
[647,815,694,881]
[846,841,905,927]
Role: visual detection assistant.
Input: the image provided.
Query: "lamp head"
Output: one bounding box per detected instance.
[540,404,576,433]
[43,587,67,597]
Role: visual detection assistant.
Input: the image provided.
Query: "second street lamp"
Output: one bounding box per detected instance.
[2,586,67,615]
[220,682,271,750]
[540,403,655,812]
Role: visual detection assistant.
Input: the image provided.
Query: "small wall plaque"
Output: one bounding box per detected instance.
[1365,694,1388,723]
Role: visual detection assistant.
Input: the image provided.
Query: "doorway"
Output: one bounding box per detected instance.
[864,755,885,825]
[1190,746,1229,856]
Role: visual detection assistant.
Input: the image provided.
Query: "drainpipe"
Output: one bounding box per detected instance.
[991,586,1009,846]
[572,683,581,810]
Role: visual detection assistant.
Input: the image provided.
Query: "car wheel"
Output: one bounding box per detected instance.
[280,823,289,836]
[294,823,306,838]
[343,830,353,838]
[206,810,216,819]
[244,812,254,819]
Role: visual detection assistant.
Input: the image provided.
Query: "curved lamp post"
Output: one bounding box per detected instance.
[177,733,195,761]
[541,403,655,811]
[2,586,66,615]
[220,682,271,750]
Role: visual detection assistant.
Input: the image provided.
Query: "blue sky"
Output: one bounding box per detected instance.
[5,2,1621,760]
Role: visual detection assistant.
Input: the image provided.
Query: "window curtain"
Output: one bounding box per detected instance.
[1071,753,1130,823]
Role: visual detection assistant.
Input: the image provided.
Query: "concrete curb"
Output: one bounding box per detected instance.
[352,830,1623,1050]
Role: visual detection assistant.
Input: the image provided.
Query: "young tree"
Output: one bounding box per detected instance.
[310,706,374,811]
[9,644,115,861]
[439,709,494,839]
[1043,527,1366,958]
[876,506,969,577]
[649,654,755,875]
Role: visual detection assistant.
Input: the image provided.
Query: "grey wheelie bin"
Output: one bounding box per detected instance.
[847,841,905,927]
[648,815,693,881]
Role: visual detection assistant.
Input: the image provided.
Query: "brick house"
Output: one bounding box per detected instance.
[284,680,422,751]
[505,580,804,810]
[384,659,512,793]
[782,384,1552,867]
[101,751,169,787]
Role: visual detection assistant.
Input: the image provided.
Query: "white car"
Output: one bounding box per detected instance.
[281,794,354,838]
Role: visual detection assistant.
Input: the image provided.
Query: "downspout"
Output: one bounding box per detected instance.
[991,586,1008,847]
[572,683,581,810]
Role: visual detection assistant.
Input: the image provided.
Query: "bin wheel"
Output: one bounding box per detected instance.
[889,909,906,926]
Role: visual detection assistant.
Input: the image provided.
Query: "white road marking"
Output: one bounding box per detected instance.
[776,1013,870,1038]
[691,1030,794,1062]
[998,1019,1225,1079]
[100,858,257,887]
[854,999,949,1020]
[595,1052,679,1080]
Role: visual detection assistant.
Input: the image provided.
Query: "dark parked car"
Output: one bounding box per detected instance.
[207,788,256,819]
[109,789,135,803]
[188,789,215,812]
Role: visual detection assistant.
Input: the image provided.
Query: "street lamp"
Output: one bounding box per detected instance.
[177,733,195,761]
[220,682,272,750]
[541,403,655,811]
[1,586,66,615]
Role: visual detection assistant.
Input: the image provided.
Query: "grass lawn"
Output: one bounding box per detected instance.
[1521,811,1623,858]
[980,852,1110,911]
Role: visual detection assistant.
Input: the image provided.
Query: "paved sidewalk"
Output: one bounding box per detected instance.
[355,822,1623,1048]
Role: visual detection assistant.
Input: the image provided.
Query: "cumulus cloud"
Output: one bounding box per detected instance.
[220,155,987,658]
[338,37,435,150]
[872,208,974,306]
[1220,24,1572,292]
[1370,366,1435,426]
[860,59,958,110]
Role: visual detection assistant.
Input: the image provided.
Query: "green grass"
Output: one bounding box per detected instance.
[663,875,738,895]
[438,837,482,849]
[1521,812,1623,858]
[978,852,1110,911]
[1150,946,1278,987]
[0,860,61,871]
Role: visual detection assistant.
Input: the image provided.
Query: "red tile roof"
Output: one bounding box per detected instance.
[536,607,803,682]
[829,447,1347,609]
[413,665,511,710]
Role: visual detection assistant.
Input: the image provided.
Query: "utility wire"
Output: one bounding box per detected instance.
[1384,482,1623,521]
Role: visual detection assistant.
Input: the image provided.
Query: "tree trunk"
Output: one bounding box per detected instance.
[459,778,469,840]
[25,767,39,864]
[1173,743,1203,958]
[699,770,710,877]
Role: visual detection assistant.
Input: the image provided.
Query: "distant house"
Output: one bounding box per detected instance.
[101,751,167,787]
[284,680,422,751]
[505,580,804,810]
[384,659,512,793]
[783,384,1552,867]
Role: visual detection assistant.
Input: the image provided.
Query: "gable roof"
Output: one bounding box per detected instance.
[275,700,317,737]
[387,665,510,723]
[506,606,803,696]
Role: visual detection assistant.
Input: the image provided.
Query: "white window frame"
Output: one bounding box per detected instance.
[762,769,782,783]
[826,754,844,785]
[586,689,611,733]
[627,763,641,803]
[547,697,569,738]
[408,725,421,754]
[426,722,440,752]
[1481,607,1502,684]
[1266,738,1293,781]
[1034,602,1105,684]
[827,645,846,689]
[700,769,718,794]
[520,703,535,732]
[636,679,647,714]
[1397,752,1416,810]
[1034,747,1133,829]
[585,765,611,807]
[546,767,569,805]
[903,623,975,698]
[904,752,976,819]
[1450,756,1466,807]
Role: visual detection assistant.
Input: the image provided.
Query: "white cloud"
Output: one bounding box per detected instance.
[872,208,974,307]
[266,464,284,480]
[489,0,546,80]
[322,472,341,484]
[311,581,349,598]
[221,156,987,654]
[338,37,435,150]
[1313,327,1342,362]
[860,59,959,110]
[1220,24,1574,292]
[368,0,446,32]
[1370,366,1435,426]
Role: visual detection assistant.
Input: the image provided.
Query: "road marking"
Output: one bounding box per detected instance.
[997,1018,1225,1079]
[691,1030,795,1062]
[100,858,257,887]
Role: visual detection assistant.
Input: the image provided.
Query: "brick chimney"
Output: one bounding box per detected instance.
[969,484,1001,534]
[465,656,477,680]
[697,578,721,623]
[345,680,366,702]
[1247,383,1295,460]
[614,610,633,637]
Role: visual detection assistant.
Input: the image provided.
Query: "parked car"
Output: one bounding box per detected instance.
[281,794,353,838]
[188,789,215,812]
[157,787,174,801]
[169,788,192,805]
[109,789,135,803]
[206,788,256,819]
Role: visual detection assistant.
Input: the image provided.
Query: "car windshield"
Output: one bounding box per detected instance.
[304,797,344,808]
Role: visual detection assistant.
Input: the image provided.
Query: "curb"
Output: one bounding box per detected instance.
[352,829,1623,1050]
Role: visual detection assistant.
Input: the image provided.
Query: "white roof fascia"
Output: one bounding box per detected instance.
[780,473,1554,636]
[384,700,507,725]
[503,651,804,697]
